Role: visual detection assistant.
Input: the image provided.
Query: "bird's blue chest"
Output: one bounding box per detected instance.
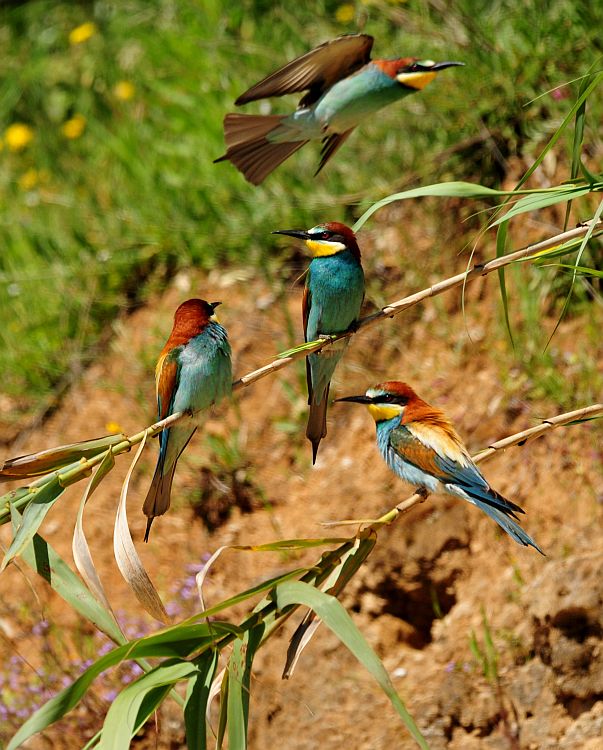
[306,252,364,339]
[172,323,232,414]
[314,66,408,130]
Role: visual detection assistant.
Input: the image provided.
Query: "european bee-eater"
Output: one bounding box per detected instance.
[336,381,543,553]
[215,33,463,184]
[143,299,232,541]
[274,222,365,464]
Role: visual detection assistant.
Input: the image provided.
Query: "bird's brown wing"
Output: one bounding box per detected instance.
[235,34,374,107]
[156,350,180,420]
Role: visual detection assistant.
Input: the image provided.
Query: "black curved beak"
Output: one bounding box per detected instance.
[428,61,464,71]
[210,301,222,310]
[272,229,311,241]
[334,395,372,404]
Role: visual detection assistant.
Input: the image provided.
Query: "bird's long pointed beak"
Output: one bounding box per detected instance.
[272,229,311,241]
[335,395,373,404]
[210,301,222,310]
[429,61,464,71]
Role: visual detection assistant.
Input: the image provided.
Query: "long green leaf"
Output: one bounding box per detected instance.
[6,622,230,750]
[490,186,593,226]
[9,506,124,642]
[495,222,514,346]
[1,476,64,570]
[353,181,505,231]
[275,581,429,750]
[546,197,603,347]
[99,660,197,749]
[227,624,265,750]
[511,72,603,192]
[0,434,125,482]
[184,650,219,750]
[543,263,603,278]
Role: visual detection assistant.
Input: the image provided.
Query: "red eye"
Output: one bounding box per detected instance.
[321,231,331,240]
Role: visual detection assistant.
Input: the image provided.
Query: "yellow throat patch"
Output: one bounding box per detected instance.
[396,71,437,90]
[367,403,403,422]
[305,239,346,257]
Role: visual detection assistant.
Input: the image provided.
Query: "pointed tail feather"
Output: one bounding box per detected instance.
[214,113,307,185]
[306,384,330,465]
[315,128,354,175]
[474,500,544,554]
[142,461,178,542]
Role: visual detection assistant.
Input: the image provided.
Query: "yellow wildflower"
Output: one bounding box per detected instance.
[114,80,136,101]
[61,114,86,139]
[105,421,123,434]
[69,22,97,45]
[335,3,356,23]
[18,169,39,190]
[4,123,34,152]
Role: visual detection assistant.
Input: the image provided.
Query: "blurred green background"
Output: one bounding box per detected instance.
[1,0,602,427]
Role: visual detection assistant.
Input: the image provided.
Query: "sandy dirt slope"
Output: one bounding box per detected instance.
[0,220,602,749]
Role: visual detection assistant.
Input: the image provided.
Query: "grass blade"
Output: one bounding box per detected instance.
[99,660,197,749]
[276,581,429,750]
[546,197,603,347]
[9,505,124,643]
[73,450,120,617]
[113,431,169,623]
[0,434,125,483]
[185,650,219,750]
[495,222,514,346]
[1,476,64,571]
[353,181,504,231]
[490,186,593,227]
[227,625,265,750]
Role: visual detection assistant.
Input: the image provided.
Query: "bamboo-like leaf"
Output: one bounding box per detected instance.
[73,450,119,617]
[490,186,593,227]
[284,536,375,679]
[196,538,348,611]
[216,668,229,750]
[185,650,219,750]
[99,660,197,749]
[5,620,229,750]
[227,624,265,750]
[1,476,65,571]
[495,222,514,346]
[180,567,309,628]
[564,72,591,228]
[546,197,603,348]
[113,431,169,623]
[8,505,124,643]
[353,181,508,231]
[0,434,125,483]
[510,72,603,193]
[278,336,336,358]
[542,263,603,278]
[276,581,429,750]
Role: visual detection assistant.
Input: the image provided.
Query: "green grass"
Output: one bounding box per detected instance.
[1,0,602,421]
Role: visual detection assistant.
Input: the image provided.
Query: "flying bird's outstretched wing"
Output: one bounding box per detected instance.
[235,34,374,107]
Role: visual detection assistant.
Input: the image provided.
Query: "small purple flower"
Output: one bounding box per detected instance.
[32,619,50,636]
[445,661,456,673]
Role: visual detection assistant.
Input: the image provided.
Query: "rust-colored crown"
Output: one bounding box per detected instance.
[373,58,417,78]
[164,299,216,350]
[322,221,361,260]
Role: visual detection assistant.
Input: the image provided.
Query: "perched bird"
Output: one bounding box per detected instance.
[143,299,232,541]
[274,222,365,463]
[215,33,462,184]
[336,381,543,552]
